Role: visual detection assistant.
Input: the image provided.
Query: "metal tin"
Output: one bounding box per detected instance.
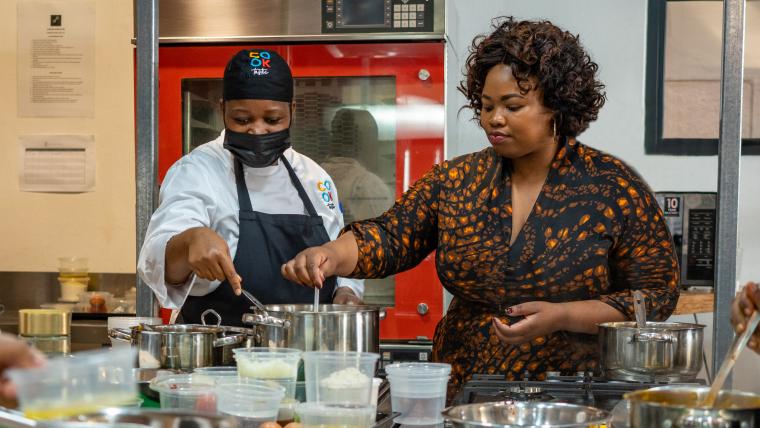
[598,321,704,383]
[18,309,70,336]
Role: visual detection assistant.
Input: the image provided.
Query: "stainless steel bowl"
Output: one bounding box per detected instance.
[0,408,240,428]
[443,401,610,428]
[598,321,704,382]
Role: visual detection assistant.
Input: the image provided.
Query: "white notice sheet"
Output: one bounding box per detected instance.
[17,0,95,117]
[19,135,96,193]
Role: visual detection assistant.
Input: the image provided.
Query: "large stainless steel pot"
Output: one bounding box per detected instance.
[242,304,381,353]
[598,321,704,382]
[625,385,760,428]
[109,324,244,370]
[443,401,610,427]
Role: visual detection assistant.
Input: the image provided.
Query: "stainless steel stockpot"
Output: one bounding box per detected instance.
[242,304,381,353]
[598,321,704,382]
[443,401,610,428]
[109,324,244,370]
[625,385,760,428]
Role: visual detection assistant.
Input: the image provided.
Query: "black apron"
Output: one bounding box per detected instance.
[181,155,337,326]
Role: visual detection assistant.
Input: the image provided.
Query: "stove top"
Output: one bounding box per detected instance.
[453,372,704,412]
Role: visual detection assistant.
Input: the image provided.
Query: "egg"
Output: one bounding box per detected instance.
[259,422,282,428]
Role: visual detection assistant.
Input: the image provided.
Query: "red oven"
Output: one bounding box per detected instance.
[154,0,446,339]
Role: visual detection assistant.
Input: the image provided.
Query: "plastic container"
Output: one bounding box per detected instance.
[193,366,240,384]
[385,362,451,425]
[58,256,89,273]
[276,381,306,425]
[6,347,137,420]
[215,381,286,425]
[234,347,302,399]
[302,351,380,405]
[58,277,89,302]
[295,403,375,428]
[149,374,217,412]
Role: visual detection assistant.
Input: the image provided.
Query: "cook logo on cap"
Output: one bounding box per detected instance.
[249,51,271,76]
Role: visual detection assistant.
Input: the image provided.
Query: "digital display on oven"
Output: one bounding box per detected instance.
[340,0,387,27]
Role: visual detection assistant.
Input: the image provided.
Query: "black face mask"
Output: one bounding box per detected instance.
[223,128,291,168]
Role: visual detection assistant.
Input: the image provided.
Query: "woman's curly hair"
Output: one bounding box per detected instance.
[459,16,606,137]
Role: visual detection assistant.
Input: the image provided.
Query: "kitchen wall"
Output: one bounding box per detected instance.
[445,0,760,392]
[0,0,136,274]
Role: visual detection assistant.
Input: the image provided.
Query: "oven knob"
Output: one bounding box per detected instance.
[417,302,429,315]
[418,68,430,81]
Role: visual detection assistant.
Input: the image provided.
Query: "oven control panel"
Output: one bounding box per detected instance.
[322,0,434,33]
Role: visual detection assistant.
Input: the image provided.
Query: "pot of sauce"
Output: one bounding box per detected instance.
[625,385,760,428]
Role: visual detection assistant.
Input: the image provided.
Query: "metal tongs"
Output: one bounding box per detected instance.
[239,290,291,329]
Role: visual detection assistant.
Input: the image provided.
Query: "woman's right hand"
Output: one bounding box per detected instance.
[281,245,339,289]
[731,282,760,353]
[166,227,242,295]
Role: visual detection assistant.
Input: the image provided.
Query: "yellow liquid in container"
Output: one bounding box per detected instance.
[23,394,136,420]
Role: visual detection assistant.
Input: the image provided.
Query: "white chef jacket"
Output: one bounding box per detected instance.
[137,131,363,310]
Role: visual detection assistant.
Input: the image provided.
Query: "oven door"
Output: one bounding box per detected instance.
[158,42,445,339]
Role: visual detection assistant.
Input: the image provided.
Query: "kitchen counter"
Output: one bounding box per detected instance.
[673,290,714,315]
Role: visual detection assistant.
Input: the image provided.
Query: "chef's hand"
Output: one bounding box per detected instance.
[731,282,760,353]
[281,245,339,289]
[168,227,242,295]
[332,287,363,305]
[0,333,46,401]
[491,301,567,345]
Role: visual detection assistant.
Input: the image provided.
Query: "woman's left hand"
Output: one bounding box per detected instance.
[492,301,568,345]
[332,287,363,305]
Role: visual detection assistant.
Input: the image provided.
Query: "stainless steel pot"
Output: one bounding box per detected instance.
[598,321,704,382]
[625,385,760,428]
[242,304,381,353]
[109,324,243,370]
[443,401,610,428]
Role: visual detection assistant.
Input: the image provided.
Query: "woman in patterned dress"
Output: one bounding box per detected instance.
[282,17,680,396]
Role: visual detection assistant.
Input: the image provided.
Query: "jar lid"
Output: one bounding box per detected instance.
[19,309,70,336]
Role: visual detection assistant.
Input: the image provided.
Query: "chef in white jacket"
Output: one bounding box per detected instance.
[138,49,363,326]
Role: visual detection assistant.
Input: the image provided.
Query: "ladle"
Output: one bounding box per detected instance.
[701,310,760,408]
[632,290,647,329]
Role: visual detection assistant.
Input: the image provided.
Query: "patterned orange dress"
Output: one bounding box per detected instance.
[344,138,679,395]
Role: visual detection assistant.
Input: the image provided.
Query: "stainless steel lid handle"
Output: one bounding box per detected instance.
[201,309,222,327]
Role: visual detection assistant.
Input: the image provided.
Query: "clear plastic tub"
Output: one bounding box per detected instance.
[385,362,451,425]
[6,347,137,420]
[276,381,306,425]
[234,347,302,399]
[302,351,380,405]
[295,403,375,428]
[149,374,217,412]
[193,366,240,384]
[216,381,286,426]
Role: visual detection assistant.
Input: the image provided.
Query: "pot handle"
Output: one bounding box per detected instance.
[108,327,133,342]
[214,334,245,348]
[631,331,678,343]
[379,307,386,320]
[201,309,222,327]
[241,312,291,329]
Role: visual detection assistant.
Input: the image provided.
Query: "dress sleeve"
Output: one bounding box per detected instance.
[343,164,442,279]
[600,177,680,321]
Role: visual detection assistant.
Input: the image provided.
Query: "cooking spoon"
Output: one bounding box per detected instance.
[632,290,647,329]
[241,289,267,313]
[701,310,760,408]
